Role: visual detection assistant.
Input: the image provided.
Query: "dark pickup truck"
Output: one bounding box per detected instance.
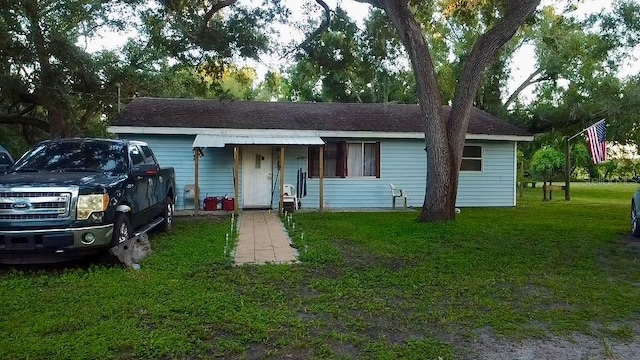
[0,138,175,263]
[0,145,13,172]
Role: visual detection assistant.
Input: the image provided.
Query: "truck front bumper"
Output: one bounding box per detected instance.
[0,224,114,252]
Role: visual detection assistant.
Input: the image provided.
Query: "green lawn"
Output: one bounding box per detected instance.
[1,183,640,359]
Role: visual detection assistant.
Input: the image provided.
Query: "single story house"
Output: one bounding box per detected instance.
[108,97,533,211]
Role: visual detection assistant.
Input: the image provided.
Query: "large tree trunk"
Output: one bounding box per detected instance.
[375,0,540,222]
[380,0,455,222]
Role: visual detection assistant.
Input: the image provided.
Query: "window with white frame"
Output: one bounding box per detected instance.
[309,141,380,178]
[460,145,482,171]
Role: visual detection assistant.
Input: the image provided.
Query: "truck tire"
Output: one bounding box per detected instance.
[633,201,640,237]
[161,196,174,233]
[113,213,132,245]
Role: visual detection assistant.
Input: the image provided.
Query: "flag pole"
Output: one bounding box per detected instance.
[568,119,605,141]
[565,137,570,200]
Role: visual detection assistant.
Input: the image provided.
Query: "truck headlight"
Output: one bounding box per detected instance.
[77,194,109,220]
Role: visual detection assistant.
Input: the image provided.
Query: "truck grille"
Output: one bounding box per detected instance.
[0,189,75,222]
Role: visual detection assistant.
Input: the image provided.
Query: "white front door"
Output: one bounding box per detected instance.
[242,146,273,208]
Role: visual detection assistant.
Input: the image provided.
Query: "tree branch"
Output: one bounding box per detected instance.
[0,114,50,132]
[352,0,383,8]
[448,0,541,143]
[15,104,37,117]
[17,92,47,107]
[24,0,52,81]
[201,0,238,33]
[503,67,551,108]
[298,0,332,55]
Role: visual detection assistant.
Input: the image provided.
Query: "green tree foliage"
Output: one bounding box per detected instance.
[0,0,127,144]
[254,71,290,101]
[141,0,286,69]
[0,0,280,148]
[287,7,417,103]
[119,63,257,101]
[524,131,594,180]
[288,7,361,102]
[509,1,640,144]
[570,142,591,176]
[530,145,565,181]
[209,65,258,100]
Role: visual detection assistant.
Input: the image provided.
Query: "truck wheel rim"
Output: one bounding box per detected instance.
[118,223,129,243]
[633,207,638,233]
[166,203,174,226]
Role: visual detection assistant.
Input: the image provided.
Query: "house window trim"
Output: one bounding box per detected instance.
[308,140,381,179]
[460,144,484,173]
[346,141,379,178]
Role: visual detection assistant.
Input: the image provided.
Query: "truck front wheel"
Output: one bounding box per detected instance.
[113,213,132,245]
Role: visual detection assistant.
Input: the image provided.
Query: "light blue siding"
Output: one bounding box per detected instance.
[301,140,426,209]
[457,141,515,207]
[115,134,517,209]
[301,139,516,208]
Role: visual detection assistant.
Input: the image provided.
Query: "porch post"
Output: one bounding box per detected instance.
[319,145,324,212]
[279,146,285,214]
[564,137,571,201]
[234,146,239,214]
[194,147,200,212]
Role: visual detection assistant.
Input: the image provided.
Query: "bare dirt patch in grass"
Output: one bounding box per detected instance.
[331,239,418,271]
[471,324,640,359]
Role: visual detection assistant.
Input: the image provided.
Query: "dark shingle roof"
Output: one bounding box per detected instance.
[112,97,531,137]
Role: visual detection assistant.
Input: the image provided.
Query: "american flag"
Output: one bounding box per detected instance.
[585,120,607,164]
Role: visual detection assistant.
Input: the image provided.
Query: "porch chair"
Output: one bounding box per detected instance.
[282,183,299,212]
[183,184,199,210]
[390,183,407,209]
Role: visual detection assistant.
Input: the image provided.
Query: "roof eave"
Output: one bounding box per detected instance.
[108,126,533,142]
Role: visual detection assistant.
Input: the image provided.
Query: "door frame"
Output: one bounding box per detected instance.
[241,146,274,209]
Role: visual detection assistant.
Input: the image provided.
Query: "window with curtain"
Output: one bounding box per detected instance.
[309,141,380,178]
[460,145,483,171]
[347,143,363,177]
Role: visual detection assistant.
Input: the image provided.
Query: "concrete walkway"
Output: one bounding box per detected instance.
[234,211,298,265]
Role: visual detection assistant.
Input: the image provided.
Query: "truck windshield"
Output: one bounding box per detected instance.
[12,141,128,175]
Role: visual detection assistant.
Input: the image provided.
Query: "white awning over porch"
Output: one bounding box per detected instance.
[192,133,325,148]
